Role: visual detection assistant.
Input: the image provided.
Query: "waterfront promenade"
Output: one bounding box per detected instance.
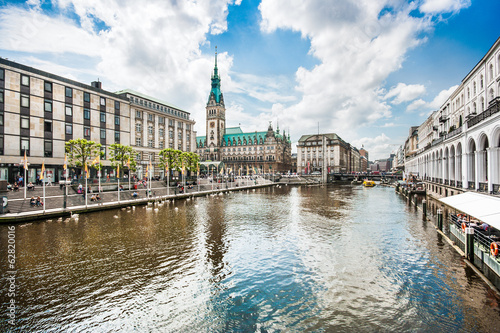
[0,177,273,223]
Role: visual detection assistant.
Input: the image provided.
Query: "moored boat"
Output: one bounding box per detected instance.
[363,180,376,187]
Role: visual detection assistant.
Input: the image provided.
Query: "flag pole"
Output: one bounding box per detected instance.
[118,166,120,202]
[98,163,101,193]
[85,163,88,208]
[43,173,46,213]
[23,163,27,200]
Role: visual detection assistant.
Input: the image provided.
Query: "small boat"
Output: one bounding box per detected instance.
[351,178,363,185]
[363,180,376,187]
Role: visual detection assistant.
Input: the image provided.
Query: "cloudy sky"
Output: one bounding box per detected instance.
[1,0,499,159]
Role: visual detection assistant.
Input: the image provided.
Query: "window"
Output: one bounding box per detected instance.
[21,94,29,107]
[100,147,106,160]
[0,136,3,155]
[178,122,183,129]
[178,144,181,150]
[159,116,164,124]
[148,114,153,121]
[178,132,182,140]
[84,108,90,119]
[100,129,106,139]
[0,69,4,80]
[100,111,106,123]
[100,97,106,106]
[21,116,29,129]
[136,137,142,146]
[21,75,29,86]
[115,116,120,125]
[65,124,72,135]
[115,131,120,142]
[44,81,52,92]
[65,105,72,116]
[65,87,72,98]
[159,128,164,137]
[148,139,153,148]
[0,112,3,126]
[480,75,484,89]
[21,138,29,155]
[44,140,52,157]
[44,120,52,132]
[136,110,142,118]
[148,126,153,135]
[169,130,173,138]
[84,127,90,137]
[169,119,174,126]
[473,82,477,95]
[44,100,52,112]
[0,90,3,103]
[136,123,142,132]
[159,141,164,149]
[84,92,90,103]
[115,101,120,110]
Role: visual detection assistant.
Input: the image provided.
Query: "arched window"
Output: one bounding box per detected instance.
[467,87,470,99]
[480,75,484,89]
[490,88,495,102]
[473,82,477,95]
[490,64,495,82]
[473,102,477,114]
[480,97,484,112]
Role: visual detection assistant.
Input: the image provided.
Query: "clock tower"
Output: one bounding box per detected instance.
[206,47,226,161]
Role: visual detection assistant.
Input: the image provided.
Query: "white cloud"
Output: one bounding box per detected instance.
[259,0,432,145]
[0,0,240,136]
[406,85,458,113]
[351,133,397,160]
[420,0,471,14]
[384,83,426,104]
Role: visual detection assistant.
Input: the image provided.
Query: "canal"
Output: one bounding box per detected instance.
[1,184,499,331]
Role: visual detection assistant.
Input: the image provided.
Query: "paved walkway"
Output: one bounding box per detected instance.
[0,178,273,222]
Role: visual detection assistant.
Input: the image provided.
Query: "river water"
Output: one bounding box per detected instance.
[1,184,499,332]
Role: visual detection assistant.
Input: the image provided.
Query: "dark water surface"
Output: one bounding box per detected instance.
[1,185,499,332]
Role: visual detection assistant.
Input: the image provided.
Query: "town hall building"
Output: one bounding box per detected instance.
[196,49,292,174]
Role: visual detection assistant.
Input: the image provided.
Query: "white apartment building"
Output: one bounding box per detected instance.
[405,37,500,195]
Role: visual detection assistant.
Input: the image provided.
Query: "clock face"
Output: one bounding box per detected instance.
[210,122,215,128]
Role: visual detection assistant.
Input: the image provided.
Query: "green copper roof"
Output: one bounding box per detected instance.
[225,127,243,134]
[209,48,223,104]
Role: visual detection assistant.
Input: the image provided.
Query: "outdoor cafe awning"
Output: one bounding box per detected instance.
[439,192,500,230]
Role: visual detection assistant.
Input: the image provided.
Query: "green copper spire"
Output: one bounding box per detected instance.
[209,46,222,104]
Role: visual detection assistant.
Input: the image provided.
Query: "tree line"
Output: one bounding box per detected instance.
[65,139,200,177]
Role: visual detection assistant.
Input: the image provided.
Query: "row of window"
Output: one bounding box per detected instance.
[131,96,188,120]
[135,110,190,130]
[5,136,112,159]
[20,74,122,110]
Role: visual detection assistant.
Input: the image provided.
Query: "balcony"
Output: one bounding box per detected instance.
[439,115,448,123]
[433,125,438,131]
[466,97,500,128]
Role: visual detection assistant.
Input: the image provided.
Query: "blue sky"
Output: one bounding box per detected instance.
[0,0,499,159]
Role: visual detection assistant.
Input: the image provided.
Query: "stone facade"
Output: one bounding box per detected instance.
[115,90,196,178]
[296,133,362,174]
[404,37,500,195]
[0,58,130,183]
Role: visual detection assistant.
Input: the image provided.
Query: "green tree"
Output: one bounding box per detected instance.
[109,143,137,177]
[159,148,182,174]
[184,152,200,174]
[65,139,102,174]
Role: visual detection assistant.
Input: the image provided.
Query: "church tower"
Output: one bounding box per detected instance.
[206,47,226,161]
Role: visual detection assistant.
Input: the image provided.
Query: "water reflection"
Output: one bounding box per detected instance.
[1,185,499,332]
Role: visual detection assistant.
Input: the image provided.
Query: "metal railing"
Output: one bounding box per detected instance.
[449,214,500,259]
[467,97,500,128]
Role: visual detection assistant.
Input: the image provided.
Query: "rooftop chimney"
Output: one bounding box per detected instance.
[91,80,102,89]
